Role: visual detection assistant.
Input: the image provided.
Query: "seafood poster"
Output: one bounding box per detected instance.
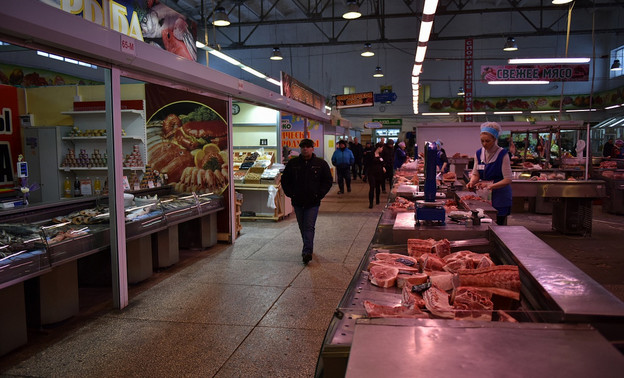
[47,0,197,61]
[0,85,22,187]
[145,83,228,195]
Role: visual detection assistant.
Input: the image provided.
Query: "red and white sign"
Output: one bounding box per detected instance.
[481,64,590,82]
[464,38,474,122]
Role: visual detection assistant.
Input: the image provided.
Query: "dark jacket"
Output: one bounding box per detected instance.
[362,146,374,167]
[381,144,394,168]
[281,154,333,208]
[349,142,364,164]
[367,154,385,180]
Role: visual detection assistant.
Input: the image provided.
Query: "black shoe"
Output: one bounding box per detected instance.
[369,204,373,209]
[337,191,344,194]
[347,188,351,192]
[302,254,312,264]
[382,190,386,194]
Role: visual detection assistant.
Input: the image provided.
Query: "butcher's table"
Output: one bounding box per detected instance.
[346,320,624,378]
[392,211,491,244]
[512,179,606,235]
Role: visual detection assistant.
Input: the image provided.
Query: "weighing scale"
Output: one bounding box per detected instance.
[415,142,445,225]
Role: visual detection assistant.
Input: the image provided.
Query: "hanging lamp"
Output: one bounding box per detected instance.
[212,7,230,27]
[270,47,283,61]
[343,1,361,20]
[457,86,465,96]
[373,66,384,78]
[361,43,374,57]
[503,37,518,51]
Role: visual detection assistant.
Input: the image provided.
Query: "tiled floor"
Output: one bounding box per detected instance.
[1,179,622,377]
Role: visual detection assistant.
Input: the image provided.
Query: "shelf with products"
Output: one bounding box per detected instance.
[58,101,147,199]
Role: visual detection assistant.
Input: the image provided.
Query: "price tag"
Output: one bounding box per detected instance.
[120,35,136,56]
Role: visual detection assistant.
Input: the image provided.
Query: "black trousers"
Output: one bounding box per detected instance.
[368,174,382,205]
[336,165,351,192]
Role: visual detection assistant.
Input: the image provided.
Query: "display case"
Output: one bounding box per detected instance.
[0,224,49,290]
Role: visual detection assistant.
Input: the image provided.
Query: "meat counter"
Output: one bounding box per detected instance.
[315,226,624,377]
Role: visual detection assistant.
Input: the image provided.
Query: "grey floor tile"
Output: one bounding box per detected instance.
[291,262,356,290]
[215,327,325,378]
[259,287,345,331]
[4,316,251,378]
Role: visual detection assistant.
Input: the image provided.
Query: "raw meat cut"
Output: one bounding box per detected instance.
[452,287,494,321]
[407,238,436,257]
[423,284,455,319]
[369,265,399,288]
[402,283,427,309]
[418,253,446,271]
[363,300,428,318]
[497,310,518,323]
[427,271,454,291]
[368,259,420,274]
[433,239,451,258]
[396,273,428,288]
[456,265,521,292]
[373,253,420,268]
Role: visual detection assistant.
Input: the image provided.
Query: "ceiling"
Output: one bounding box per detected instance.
[162,0,624,51]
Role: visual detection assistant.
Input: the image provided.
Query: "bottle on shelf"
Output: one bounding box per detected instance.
[63,177,72,198]
[94,177,102,195]
[74,177,81,197]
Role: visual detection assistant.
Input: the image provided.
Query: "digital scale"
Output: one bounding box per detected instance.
[415,142,445,225]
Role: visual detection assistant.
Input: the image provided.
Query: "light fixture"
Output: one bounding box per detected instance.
[212,7,230,26]
[373,66,384,78]
[489,81,549,85]
[457,86,465,96]
[361,43,374,57]
[270,47,283,61]
[503,37,518,51]
[552,0,573,4]
[611,59,622,71]
[509,57,590,64]
[343,1,361,20]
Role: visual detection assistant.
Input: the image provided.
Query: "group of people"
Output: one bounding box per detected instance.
[281,121,513,265]
[603,138,624,159]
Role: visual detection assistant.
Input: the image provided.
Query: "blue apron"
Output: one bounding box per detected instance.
[476,147,512,216]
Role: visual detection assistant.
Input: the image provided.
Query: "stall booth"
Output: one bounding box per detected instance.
[0,0,329,356]
[315,157,624,377]
[590,116,624,214]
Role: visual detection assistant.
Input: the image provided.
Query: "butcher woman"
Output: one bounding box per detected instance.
[466,122,513,225]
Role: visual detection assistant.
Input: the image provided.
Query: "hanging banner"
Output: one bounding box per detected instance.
[281,72,326,111]
[307,119,324,157]
[335,92,374,109]
[464,38,474,122]
[281,114,307,150]
[481,64,590,82]
[44,0,198,61]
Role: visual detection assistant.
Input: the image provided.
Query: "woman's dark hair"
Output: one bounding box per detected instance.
[375,142,384,149]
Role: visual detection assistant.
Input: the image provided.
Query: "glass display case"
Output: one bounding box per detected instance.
[159,194,199,225]
[0,223,49,289]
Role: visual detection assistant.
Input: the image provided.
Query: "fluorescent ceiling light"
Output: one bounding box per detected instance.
[412,64,422,76]
[208,49,241,66]
[415,45,427,63]
[418,21,433,43]
[458,112,486,115]
[494,111,523,115]
[196,41,206,48]
[423,0,439,15]
[552,0,573,4]
[241,66,267,79]
[422,112,450,116]
[531,110,560,114]
[566,109,596,113]
[411,76,419,85]
[508,58,590,64]
[266,78,281,86]
[605,104,621,110]
[488,81,549,85]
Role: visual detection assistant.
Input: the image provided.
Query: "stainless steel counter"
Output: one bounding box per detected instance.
[392,211,491,243]
[346,320,624,378]
[511,179,606,198]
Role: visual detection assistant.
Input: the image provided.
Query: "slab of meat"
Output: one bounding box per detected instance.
[418,253,446,271]
[423,284,455,319]
[402,283,427,309]
[452,287,494,321]
[476,255,495,268]
[397,272,428,288]
[407,238,436,257]
[443,250,492,273]
[427,271,454,291]
[363,300,428,319]
[456,265,521,299]
[374,253,420,268]
[369,259,420,274]
[369,265,399,288]
[432,239,451,258]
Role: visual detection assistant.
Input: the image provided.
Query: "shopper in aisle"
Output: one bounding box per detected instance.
[406,127,417,157]
[602,138,614,157]
[367,142,386,208]
[362,141,374,182]
[281,138,333,264]
[466,122,513,226]
[436,140,449,173]
[331,140,355,194]
[349,137,364,180]
[394,141,407,171]
[380,139,395,192]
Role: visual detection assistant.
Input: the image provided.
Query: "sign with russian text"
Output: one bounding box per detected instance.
[281,114,307,150]
[464,38,474,122]
[44,0,198,61]
[481,64,589,82]
[281,72,326,111]
[372,119,402,126]
[335,92,374,109]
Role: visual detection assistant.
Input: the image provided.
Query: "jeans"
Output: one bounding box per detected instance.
[336,165,351,192]
[294,205,320,256]
[352,162,362,179]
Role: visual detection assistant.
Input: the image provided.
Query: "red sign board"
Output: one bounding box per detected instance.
[335,92,374,109]
[481,64,590,82]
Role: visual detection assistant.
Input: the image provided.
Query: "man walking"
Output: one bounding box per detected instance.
[331,140,355,194]
[281,139,333,264]
[349,137,364,180]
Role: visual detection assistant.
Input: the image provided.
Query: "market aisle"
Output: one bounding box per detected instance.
[0,180,383,377]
